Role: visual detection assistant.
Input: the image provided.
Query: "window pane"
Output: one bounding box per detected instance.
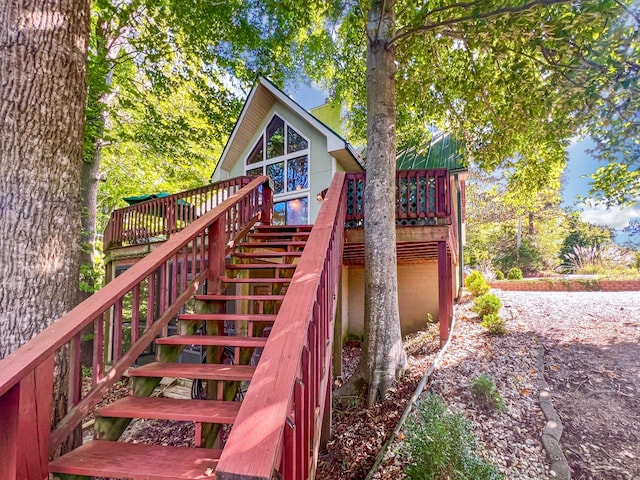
[246,138,264,165]
[267,161,285,194]
[246,166,263,177]
[273,201,286,226]
[287,126,308,153]
[266,116,285,159]
[287,155,308,192]
[286,197,308,225]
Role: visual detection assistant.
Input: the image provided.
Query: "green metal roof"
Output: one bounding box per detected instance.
[396,134,466,172]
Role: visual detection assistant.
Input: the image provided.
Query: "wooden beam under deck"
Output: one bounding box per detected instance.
[344,225,455,266]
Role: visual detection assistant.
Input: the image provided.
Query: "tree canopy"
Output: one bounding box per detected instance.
[259,0,639,401]
[292,1,639,204]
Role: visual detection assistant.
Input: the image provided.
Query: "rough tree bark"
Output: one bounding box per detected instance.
[340,0,407,406]
[0,0,90,451]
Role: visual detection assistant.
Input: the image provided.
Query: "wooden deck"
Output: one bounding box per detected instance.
[0,170,460,480]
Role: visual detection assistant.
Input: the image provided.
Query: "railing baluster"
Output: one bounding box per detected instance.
[181,245,188,293]
[171,252,179,304]
[69,333,82,407]
[147,272,156,327]
[113,298,123,362]
[283,417,296,479]
[93,314,104,386]
[132,284,140,344]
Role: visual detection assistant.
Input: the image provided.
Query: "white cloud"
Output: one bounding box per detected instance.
[580,200,640,230]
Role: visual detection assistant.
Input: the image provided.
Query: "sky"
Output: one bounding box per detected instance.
[290,81,639,244]
[563,138,640,243]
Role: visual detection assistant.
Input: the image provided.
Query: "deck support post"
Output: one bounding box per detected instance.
[260,180,273,225]
[438,241,452,346]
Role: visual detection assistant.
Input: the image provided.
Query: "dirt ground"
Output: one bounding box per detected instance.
[83,290,640,480]
[502,291,640,480]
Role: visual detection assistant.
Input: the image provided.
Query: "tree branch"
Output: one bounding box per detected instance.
[390,0,575,46]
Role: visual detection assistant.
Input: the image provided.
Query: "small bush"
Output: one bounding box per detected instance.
[471,374,506,412]
[471,294,502,317]
[464,272,490,296]
[494,270,505,281]
[481,313,507,335]
[507,267,523,280]
[464,270,485,288]
[403,394,502,480]
[469,277,490,297]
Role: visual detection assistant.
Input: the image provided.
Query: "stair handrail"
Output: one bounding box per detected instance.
[0,176,272,475]
[103,176,254,250]
[216,172,347,480]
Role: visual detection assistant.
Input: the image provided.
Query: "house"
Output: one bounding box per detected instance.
[2,77,467,480]
[104,77,467,343]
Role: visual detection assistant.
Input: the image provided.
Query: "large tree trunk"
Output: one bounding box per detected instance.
[340,0,407,406]
[0,0,90,452]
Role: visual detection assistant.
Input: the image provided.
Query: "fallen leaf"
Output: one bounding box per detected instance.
[520,388,532,396]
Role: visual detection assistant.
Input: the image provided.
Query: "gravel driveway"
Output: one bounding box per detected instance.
[496,290,640,480]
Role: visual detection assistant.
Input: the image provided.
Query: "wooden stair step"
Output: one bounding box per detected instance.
[221,277,292,284]
[226,263,297,269]
[95,396,240,423]
[239,241,307,248]
[156,335,268,348]
[177,313,277,322]
[195,294,285,302]
[247,231,311,238]
[129,362,256,381]
[49,440,221,479]
[253,224,312,232]
[231,251,303,258]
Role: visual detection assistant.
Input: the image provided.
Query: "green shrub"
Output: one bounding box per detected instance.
[468,277,490,297]
[481,314,507,335]
[494,270,505,280]
[472,294,502,317]
[402,394,502,480]
[471,374,506,412]
[507,267,523,280]
[464,270,485,288]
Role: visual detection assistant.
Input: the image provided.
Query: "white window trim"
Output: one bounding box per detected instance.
[244,114,311,203]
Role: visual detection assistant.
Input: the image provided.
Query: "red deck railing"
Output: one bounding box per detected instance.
[103,176,255,250]
[216,172,347,480]
[0,168,456,480]
[0,176,272,479]
[345,168,451,226]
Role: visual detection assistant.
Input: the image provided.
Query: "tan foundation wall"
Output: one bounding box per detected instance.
[346,262,440,339]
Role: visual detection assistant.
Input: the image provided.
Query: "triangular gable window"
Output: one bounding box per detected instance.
[244,114,310,225]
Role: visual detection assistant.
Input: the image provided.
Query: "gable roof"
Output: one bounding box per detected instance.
[212,77,364,180]
[396,134,466,173]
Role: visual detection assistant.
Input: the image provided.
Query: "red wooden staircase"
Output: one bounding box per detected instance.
[0,167,457,479]
[1,174,346,480]
[49,225,313,479]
